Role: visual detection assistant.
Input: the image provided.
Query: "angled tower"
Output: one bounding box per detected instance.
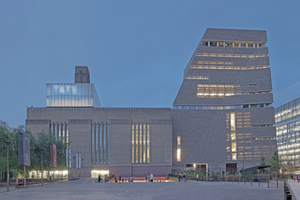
[172,28,277,173]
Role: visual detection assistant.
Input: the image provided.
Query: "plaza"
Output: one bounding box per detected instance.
[0,178,284,200]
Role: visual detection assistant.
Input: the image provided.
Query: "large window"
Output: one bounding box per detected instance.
[177,136,181,162]
[91,123,109,164]
[132,124,150,164]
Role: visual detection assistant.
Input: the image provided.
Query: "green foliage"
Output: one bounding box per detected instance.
[260,156,266,166]
[268,151,280,172]
[0,121,69,178]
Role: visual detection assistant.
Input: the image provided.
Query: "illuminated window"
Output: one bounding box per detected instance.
[232,153,237,160]
[231,142,236,152]
[231,134,236,141]
[147,124,150,163]
[230,113,235,132]
[143,124,146,163]
[132,125,134,163]
[139,124,142,163]
[177,136,181,162]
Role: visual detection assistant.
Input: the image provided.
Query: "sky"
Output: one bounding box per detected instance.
[0,0,300,128]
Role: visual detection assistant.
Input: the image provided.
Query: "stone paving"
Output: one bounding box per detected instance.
[0,178,284,200]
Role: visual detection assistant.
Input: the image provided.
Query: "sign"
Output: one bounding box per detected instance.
[49,143,57,167]
[18,132,30,166]
[66,149,71,168]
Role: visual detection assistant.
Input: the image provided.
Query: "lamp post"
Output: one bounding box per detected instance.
[5,141,11,192]
[40,148,44,186]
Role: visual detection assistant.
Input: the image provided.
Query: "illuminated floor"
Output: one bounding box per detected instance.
[0,178,284,200]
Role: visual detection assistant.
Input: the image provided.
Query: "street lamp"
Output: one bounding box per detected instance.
[40,148,44,186]
[5,141,11,192]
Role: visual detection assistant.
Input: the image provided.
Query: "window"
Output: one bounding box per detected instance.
[132,124,150,164]
[177,136,181,162]
[91,124,94,163]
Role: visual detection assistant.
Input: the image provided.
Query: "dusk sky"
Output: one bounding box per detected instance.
[1,0,300,128]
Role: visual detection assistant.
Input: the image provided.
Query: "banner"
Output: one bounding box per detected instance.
[18,132,30,166]
[49,143,57,167]
[66,149,71,168]
[76,153,81,168]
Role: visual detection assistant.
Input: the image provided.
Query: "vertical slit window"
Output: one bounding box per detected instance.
[230,113,235,131]
[147,124,150,163]
[177,136,181,162]
[58,124,61,139]
[143,124,146,163]
[103,124,106,163]
[91,124,94,163]
[66,124,69,149]
[99,124,102,163]
[107,124,109,163]
[135,124,139,163]
[62,124,65,143]
[95,124,98,163]
[132,125,135,163]
[139,124,142,163]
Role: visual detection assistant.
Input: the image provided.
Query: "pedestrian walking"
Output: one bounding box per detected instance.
[297,175,300,183]
[119,175,121,183]
[150,173,153,182]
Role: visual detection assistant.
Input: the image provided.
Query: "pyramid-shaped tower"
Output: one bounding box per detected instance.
[171,28,277,172]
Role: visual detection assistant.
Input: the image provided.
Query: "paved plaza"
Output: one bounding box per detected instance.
[0,178,284,200]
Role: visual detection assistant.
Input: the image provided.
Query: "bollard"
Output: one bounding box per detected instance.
[244,178,245,185]
[268,179,269,188]
[258,179,260,187]
[277,179,278,188]
[251,178,252,186]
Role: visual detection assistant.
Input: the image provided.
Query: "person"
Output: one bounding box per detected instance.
[145,174,147,182]
[297,175,300,183]
[119,175,121,183]
[98,174,101,183]
[150,173,153,182]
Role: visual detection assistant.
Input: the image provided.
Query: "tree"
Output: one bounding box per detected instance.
[268,151,280,172]
[260,156,266,166]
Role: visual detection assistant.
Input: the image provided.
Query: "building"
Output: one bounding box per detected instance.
[26,28,277,177]
[172,28,277,173]
[274,97,300,172]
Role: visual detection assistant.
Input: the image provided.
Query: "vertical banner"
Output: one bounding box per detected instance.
[78,153,81,169]
[66,149,72,168]
[76,153,79,168]
[18,132,30,166]
[49,143,57,167]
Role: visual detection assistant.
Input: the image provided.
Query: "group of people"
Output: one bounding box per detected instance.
[145,173,154,182]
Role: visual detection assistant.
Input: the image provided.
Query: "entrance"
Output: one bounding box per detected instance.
[91,170,109,178]
[226,163,237,174]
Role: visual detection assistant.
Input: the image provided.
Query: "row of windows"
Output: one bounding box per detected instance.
[197,61,234,65]
[191,65,268,70]
[132,124,150,164]
[196,54,267,58]
[173,104,270,110]
[50,124,69,145]
[275,104,300,123]
[253,124,273,127]
[186,76,209,80]
[91,124,109,164]
[253,137,275,140]
[196,91,270,97]
[202,41,264,48]
[197,84,256,88]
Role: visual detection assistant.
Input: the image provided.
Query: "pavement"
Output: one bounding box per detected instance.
[287,179,300,199]
[0,178,284,200]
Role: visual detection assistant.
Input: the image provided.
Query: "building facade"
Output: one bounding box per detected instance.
[26,28,277,177]
[274,97,300,172]
[172,28,277,173]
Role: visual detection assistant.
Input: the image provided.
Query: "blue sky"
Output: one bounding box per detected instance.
[0,0,300,127]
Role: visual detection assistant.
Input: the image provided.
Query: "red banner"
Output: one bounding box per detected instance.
[49,143,57,167]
